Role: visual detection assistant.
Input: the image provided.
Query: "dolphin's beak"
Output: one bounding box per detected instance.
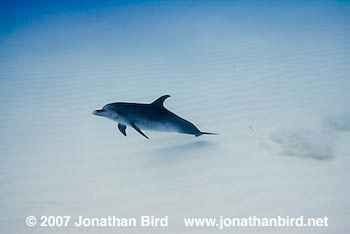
[93,109,104,116]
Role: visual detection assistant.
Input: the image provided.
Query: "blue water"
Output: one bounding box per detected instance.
[1,1,349,233]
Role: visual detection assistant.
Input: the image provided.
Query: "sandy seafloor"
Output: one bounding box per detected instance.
[0,1,349,234]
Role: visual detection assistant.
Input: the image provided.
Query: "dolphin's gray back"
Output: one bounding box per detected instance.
[120,103,201,135]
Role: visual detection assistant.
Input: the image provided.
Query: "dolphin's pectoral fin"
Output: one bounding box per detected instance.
[117,123,127,136]
[151,95,171,107]
[130,122,149,139]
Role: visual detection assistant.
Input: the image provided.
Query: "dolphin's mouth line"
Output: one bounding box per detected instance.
[93,110,104,116]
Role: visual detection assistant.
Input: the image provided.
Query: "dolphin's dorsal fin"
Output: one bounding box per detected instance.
[151,95,171,107]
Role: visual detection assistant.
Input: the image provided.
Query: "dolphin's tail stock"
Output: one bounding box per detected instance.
[195,131,219,137]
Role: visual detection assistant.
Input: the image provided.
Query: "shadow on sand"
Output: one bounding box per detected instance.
[149,140,216,164]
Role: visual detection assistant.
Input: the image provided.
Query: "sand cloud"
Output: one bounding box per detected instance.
[324,114,350,132]
[269,129,334,160]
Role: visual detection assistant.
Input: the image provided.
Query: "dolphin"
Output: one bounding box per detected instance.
[93,95,217,139]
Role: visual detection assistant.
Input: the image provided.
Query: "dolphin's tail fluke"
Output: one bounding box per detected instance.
[195,131,219,137]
